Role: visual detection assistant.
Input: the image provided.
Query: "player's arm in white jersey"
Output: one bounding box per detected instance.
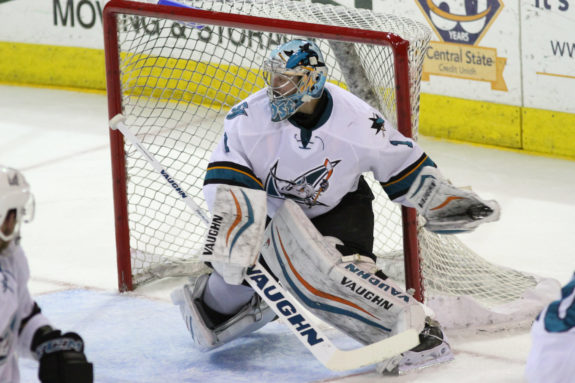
[0,241,44,383]
[199,98,271,285]
[0,166,93,383]
[375,128,500,234]
[203,101,265,212]
[526,273,575,383]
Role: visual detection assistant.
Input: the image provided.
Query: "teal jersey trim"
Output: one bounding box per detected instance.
[544,276,575,333]
[313,90,333,130]
[288,90,333,149]
[381,154,436,200]
[204,162,263,190]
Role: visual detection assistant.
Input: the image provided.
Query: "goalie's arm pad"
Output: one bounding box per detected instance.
[200,185,267,285]
[203,161,264,214]
[404,166,500,234]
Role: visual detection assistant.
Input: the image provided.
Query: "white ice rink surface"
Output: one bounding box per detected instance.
[1,84,574,382]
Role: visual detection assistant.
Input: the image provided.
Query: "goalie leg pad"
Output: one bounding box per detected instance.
[260,199,426,345]
[201,185,268,285]
[171,273,276,351]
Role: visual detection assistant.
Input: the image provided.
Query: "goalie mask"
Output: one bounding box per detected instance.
[263,39,328,122]
[0,166,35,243]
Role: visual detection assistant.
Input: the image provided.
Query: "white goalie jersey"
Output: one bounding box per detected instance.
[203,82,435,217]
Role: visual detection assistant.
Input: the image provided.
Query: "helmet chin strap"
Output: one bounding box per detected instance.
[0,207,21,244]
[0,221,20,243]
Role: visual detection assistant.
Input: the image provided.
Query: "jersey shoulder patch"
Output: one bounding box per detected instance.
[226,102,248,120]
[368,113,385,136]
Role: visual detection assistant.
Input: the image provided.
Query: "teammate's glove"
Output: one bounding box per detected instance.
[32,326,93,383]
[405,166,500,234]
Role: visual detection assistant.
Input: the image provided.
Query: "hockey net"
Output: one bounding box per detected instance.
[103,0,557,330]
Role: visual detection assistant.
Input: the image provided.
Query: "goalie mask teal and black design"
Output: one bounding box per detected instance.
[262,39,328,122]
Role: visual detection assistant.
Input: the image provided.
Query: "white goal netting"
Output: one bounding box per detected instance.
[107,0,558,330]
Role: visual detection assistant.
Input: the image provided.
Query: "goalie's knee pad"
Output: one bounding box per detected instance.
[171,274,276,351]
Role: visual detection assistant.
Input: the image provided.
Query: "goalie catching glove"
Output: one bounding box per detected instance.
[201,185,267,285]
[405,166,500,234]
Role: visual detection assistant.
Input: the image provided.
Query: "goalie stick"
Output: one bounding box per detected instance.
[109,114,419,371]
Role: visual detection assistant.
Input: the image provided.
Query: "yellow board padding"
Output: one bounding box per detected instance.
[0,42,106,90]
[522,108,575,159]
[121,52,266,107]
[419,93,522,149]
[120,52,348,108]
[0,42,348,110]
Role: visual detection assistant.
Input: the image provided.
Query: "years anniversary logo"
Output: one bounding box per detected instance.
[416,0,507,91]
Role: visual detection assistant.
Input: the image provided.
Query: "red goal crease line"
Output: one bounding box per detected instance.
[536,72,575,80]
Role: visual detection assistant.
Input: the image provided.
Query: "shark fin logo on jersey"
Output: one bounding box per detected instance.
[264,158,340,208]
[226,102,248,120]
[369,114,385,136]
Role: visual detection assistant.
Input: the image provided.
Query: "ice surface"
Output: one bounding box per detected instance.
[1,85,574,382]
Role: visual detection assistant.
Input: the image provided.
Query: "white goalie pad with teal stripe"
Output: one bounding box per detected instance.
[201,185,267,285]
[260,199,426,345]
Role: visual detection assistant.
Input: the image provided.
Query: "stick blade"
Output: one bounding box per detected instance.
[324,329,419,372]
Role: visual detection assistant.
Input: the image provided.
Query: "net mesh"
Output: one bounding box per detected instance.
[109,0,551,328]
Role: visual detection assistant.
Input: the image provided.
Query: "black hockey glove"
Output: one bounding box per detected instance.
[31,325,93,383]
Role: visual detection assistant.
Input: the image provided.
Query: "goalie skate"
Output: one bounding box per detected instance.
[378,318,454,375]
[171,273,276,351]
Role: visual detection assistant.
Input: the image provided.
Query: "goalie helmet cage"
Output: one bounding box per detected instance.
[103,0,553,330]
